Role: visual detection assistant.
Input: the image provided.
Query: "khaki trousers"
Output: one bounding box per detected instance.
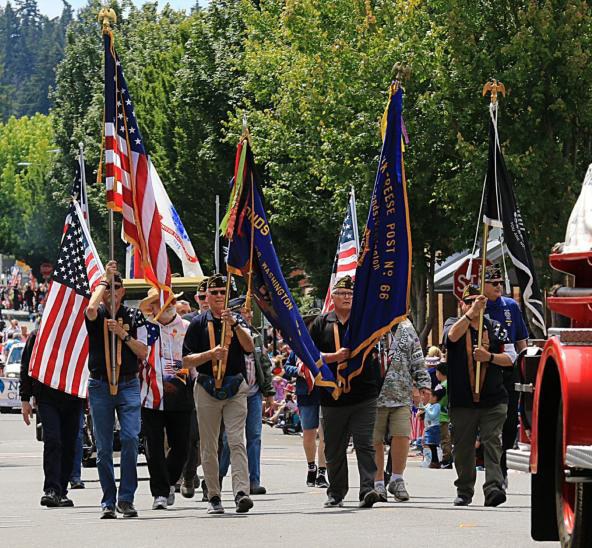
[195,381,249,499]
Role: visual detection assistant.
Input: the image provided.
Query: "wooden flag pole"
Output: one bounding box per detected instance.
[476,79,506,393]
[99,7,119,396]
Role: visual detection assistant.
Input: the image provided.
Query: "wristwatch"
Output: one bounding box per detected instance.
[123,334,131,343]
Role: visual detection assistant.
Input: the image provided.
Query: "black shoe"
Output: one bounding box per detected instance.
[174,482,181,493]
[315,472,329,488]
[358,489,380,508]
[235,491,254,513]
[306,466,317,487]
[70,481,85,489]
[441,461,453,469]
[40,490,60,508]
[181,480,195,499]
[250,484,267,495]
[484,488,506,507]
[59,496,74,507]
[116,501,138,518]
[207,496,225,515]
[323,496,343,508]
[453,495,472,506]
[201,480,209,502]
[101,505,117,519]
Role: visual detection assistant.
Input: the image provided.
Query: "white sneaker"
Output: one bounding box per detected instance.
[152,496,167,510]
[167,485,175,507]
[388,478,410,502]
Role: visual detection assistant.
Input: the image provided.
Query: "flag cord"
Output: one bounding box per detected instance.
[490,104,511,293]
[245,167,255,312]
[468,172,487,276]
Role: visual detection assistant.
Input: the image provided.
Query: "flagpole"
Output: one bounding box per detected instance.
[215,195,220,274]
[350,185,360,251]
[99,7,119,396]
[476,79,506,394]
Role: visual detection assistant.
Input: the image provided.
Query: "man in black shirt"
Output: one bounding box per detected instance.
[183,274,255,515]
[443,284,512,508]
[20,330,83,508]
[84,260,148,519]
[309,275,381,509]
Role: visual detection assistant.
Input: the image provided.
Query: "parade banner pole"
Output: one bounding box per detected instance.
[475,79,505,394]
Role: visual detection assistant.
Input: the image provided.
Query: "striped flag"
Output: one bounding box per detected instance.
[71,149,90,229]
[322,190,360,313]
[29,201,104,398]
[138,321,162,409]
[103,30,172,309]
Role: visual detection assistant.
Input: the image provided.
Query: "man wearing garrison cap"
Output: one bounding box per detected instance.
[309,275,382,509]
[443,284,512,508]
[182,274,255,515]
[183,277,209,323]
[481,264,528,489]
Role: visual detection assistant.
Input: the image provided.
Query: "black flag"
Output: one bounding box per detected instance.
[483,110,546,335]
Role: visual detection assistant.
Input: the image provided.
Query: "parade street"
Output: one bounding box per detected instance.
[1,413,546,548]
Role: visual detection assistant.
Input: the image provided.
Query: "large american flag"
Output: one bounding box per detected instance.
[322,190,360,313]
[29,201,104,398]
[138,321,163,410]
[103,30,172,308]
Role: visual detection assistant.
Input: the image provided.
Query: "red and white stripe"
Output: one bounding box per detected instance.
[322,240,358,313]
[139,334,163,410]
[105,121,124,212]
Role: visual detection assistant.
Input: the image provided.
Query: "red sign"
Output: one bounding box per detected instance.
[40,262,53,278]
[453,258,491,300]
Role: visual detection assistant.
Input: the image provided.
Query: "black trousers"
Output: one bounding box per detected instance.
[321,398,377,502]
[38,399,83,497]
[182,407,200,483]
[142,408,191,497]
[500,387,520,478]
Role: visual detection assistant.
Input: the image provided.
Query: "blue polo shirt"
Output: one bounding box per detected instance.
[485,296,528,343]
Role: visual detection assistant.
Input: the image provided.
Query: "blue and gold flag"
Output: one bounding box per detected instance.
[342,83,412,392]
[226,140,340,399]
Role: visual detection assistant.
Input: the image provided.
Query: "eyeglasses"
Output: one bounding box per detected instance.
[105,284,123,291]
[197,295,207,301]
[463,298,477,305]
[209,290,226,296]
[487,280,503,287]
[333,291,353,297]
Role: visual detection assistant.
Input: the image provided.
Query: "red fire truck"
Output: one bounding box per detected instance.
[507,250,592,547]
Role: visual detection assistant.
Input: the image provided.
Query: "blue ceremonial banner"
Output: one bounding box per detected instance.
[342,83,412,392]
[226,142,340,399]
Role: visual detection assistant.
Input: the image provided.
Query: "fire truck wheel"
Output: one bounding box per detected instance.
[555,403,592,548]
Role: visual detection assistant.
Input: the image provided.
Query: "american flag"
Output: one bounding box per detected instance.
[322,190,360,313]
[103,30,172,308]
[138,321,163,409]
[29,201,104,398]
[71,150,90,228]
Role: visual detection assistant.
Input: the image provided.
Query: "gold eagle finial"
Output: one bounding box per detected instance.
[482,79,506,105]
[98,7,117,32]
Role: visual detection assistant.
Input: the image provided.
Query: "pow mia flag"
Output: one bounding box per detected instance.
[483,107,546,336]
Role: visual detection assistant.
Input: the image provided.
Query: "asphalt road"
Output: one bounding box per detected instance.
[0,413,554,548]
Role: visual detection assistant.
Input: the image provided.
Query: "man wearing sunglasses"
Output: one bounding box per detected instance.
[182,274,255,515]
[482,265,528,489]
[443,284,513,508]
[309,275,381,509]
[85,260,149,519]
[183,277,209,323]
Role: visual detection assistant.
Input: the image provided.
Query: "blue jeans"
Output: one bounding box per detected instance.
[70,411,84,483]
[220,391,263,486]
[88,378,141,508]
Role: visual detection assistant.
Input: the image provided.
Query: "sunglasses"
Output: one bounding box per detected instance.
[209,290,226,296]
[197,295,207,301]
[333,291,353,297]
[463,298,477,305]
[105,284,123,291]
[487,280,503,287]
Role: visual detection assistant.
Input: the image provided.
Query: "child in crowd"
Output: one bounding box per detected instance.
[435,363,452,468]
[424,346,441,389]
[423,387,446,469]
